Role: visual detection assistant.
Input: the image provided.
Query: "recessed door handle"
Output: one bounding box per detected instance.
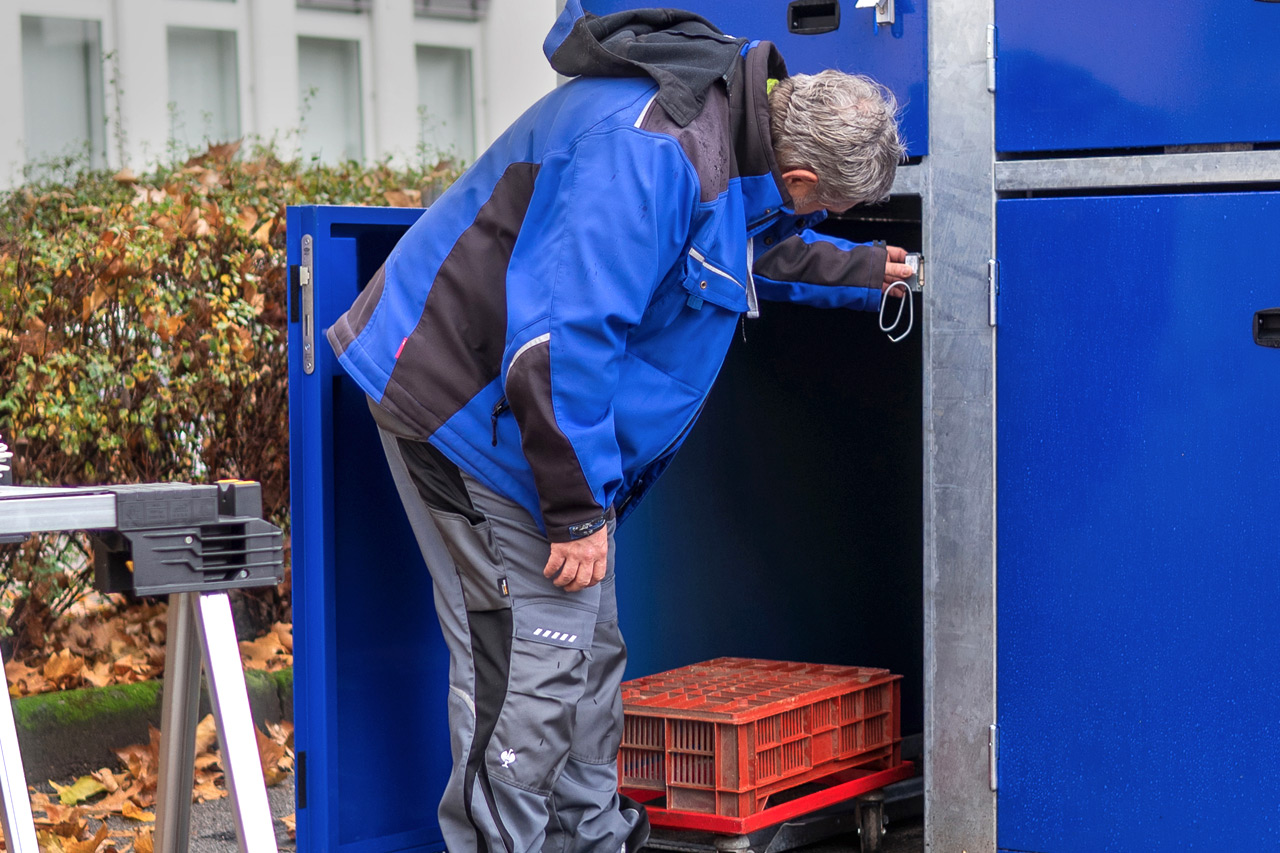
[1255,308,1280,347]
[788,0,841,34]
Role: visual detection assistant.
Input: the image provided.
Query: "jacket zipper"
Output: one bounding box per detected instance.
[617,399,707,516]
[493,333,550,446]
[491,397,510,446]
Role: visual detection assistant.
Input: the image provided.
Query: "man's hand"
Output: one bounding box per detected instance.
[882,245,914,293]
[543,527,608,593]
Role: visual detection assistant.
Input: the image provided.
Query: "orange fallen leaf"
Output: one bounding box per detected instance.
[91,769,120,794]
[239,634,290,671]
[193,778,227,803]
[120,800,154,822]
[270,622,293,654]
[195,714,219,757]
[65,824,110,853]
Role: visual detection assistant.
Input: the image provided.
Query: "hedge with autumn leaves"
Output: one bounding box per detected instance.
[0,142,459,650]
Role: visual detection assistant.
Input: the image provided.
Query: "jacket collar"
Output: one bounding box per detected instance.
[732,42,793,219]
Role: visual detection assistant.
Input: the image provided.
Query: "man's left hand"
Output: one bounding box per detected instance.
[543,527,608,593]
[883,245,914,293]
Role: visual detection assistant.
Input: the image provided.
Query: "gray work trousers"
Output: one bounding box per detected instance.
[379,426,646,853]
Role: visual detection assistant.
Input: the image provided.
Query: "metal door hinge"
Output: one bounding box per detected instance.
[987,259,1000,326]
[988,724,999,791]
[986,25,997,93]
[300,234,316,375]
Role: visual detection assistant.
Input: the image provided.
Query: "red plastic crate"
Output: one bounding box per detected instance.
[618,658,903,818]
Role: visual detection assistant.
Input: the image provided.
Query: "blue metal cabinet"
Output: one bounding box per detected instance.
[996,193,1280,850]
[288,205,924,850]
[995,2,1280,152]
[582,0,928,157]
[288,205,449,853]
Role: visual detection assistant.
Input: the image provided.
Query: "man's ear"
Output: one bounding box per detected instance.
[781,169,819,206]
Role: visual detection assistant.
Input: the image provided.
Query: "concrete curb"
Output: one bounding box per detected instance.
[13,668,293,783]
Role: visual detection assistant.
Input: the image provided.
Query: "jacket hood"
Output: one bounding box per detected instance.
[543,0,755,127]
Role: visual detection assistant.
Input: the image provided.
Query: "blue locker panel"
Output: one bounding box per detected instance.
[582,0,928,158]
[996,2,1280,152]
[996,193,1280,851]
[288,206,449,852]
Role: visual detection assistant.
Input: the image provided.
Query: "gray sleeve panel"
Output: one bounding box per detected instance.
[326,263,386,358]
[753,235,887,291]
[504,340,606,542]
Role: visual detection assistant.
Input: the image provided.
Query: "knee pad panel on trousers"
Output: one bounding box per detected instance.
[488,639,590,793]
[487,599,598,793]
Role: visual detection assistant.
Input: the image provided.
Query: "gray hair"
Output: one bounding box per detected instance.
[768,71,905,208]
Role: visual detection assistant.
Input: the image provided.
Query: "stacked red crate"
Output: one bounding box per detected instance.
[619,658,903,818]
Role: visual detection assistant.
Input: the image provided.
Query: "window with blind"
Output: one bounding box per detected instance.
[298,36,364,164]
[416,45,474,163]
[167,27,241,151]
[21,16,105,169]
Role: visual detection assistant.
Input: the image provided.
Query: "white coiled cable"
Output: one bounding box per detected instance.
[879,281,914,343]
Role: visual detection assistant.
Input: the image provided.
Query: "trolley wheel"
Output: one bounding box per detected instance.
[857,792,886,853]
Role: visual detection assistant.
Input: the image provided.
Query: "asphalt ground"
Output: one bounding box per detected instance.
[182,776,297,852]
[42,774,299,852]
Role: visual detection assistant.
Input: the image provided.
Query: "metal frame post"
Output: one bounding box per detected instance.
[154,592,279,853]
[0,646,39,853]
[154,592,205,852]
[195,592,278,853]
[922,0,999,849]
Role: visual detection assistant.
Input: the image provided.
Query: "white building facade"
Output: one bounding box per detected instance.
[0,0,559,188]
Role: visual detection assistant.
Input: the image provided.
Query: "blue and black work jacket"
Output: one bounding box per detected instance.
[327,4,890,542]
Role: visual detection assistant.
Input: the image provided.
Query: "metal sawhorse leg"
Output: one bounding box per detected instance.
[0,646,40,853]
[0,478,284,851]
[154,591,279,853]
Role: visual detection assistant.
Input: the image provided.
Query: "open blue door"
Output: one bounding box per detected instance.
[996,193,1280,850]
[288,201,925,849]
[288,205,448,853]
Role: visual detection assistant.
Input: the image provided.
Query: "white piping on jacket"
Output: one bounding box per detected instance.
[634,93,659,128]
[687,247,744,290]
[505,332,551,383]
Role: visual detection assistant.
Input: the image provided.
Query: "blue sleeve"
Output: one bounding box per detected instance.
[752,230,886,311]
[501,129,696,541]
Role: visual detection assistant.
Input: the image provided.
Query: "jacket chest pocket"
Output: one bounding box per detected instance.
[681,246,748,314]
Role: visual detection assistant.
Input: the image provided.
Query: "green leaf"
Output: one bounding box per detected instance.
[50,774,107,805]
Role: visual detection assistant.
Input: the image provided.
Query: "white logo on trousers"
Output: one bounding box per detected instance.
[500,749,517,768]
